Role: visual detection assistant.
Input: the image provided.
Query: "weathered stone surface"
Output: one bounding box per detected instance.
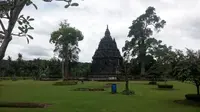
[91,25,123,76]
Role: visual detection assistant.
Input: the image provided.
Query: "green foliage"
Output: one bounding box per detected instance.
[173,49,200,83]
[0,56,91,79]
[48,57,62,78]
[173,49,200,94]
[122,6,166,75]
[0,0,81,61]
[146,44,174,82]
[50,20,83,61]
[50,20,84,79]
[71,62,91,77]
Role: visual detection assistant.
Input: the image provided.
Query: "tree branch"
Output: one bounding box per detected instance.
[6,12,10,19]
[11,33,26,37]
[0,19,6,32]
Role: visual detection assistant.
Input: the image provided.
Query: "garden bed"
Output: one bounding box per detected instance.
[74,88,105,91]
[174,100,200,107]
[158,84,173,89]
[0,102,52,108]
[53,80,78,86]
[40,78,60,81]
[185,94,200,102]
[121,90,135,95]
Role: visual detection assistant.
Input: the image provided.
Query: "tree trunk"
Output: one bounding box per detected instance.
[0,37,12,61]
[125,73,129,91]
[140,39,146,76]
[0,0,27,61]
[68,60,71,78]
[61,59,65,80]
[64,58,69,80]
[196,83,200,95]
[125,63,129,91]
[140,61,145,76]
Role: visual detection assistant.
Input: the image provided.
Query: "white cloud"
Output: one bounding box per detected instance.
[2,0,200,62]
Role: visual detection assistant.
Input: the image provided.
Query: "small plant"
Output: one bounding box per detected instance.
[121,90,135,95]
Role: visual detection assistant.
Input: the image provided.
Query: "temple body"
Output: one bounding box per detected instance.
[90,25,123,78]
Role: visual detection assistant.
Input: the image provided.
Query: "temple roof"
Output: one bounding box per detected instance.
[92,25,122,59]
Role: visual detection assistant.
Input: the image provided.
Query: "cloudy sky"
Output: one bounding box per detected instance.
[2,0,200,62]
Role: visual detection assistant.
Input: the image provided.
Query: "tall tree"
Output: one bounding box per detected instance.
[0,0,79,61]
[122,6,166,76]
[50,20,84,80]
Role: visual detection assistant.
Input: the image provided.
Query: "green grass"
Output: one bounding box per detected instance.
[0,80,199,112]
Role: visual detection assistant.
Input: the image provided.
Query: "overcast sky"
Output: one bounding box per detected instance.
[2,0,200,62]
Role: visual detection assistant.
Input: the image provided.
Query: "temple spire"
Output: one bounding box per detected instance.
[105,25,110,37]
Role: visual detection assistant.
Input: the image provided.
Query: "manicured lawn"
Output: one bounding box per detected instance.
[0,80,199,112]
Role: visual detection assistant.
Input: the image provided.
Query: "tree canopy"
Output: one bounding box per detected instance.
[123,6,166,76]
[173,49,200,95]
[50,20,84,80]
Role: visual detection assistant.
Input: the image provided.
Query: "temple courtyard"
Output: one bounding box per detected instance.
[0,80,199,112]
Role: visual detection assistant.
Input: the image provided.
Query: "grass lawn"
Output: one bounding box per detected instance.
[0,80,199,112]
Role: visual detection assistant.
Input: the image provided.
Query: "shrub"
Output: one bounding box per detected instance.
[121,90,135,95]
[148,81,157,85]
[185,94,200,102]
[53,80,78,86]
[158,84,173,89]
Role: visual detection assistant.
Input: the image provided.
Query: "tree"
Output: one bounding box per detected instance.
[122,6,166,76]
[48,57,62,78]
[0,0,80,61]
[122,49,134,95]
[50,20,84,80]
[147,44,173,82]
[173,49,200,95]
[15,53,23,77]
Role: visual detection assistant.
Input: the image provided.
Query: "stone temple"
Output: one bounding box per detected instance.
[89,25,123,80]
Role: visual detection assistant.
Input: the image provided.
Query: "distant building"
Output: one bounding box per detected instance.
[89,25,123,80]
